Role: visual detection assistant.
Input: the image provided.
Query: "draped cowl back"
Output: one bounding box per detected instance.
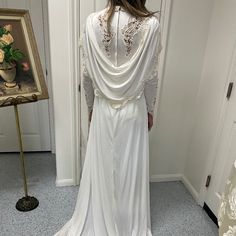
[81,6,162,109]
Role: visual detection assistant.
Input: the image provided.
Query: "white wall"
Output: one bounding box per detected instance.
[150,0,214,184]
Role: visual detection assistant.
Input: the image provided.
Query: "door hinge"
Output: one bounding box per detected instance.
[205,175,211,188]
[226,82,234,100]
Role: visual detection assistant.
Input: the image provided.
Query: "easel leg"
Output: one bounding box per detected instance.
[14,104,28,197]
[14,104,39,211]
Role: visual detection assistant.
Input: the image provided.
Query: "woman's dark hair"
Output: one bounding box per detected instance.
[105,0,160,35]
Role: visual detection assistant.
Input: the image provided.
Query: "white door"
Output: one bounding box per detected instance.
[79,0,168,168]
[0,0,51,152]
[204,0,236,216]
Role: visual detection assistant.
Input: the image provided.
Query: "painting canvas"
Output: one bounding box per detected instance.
[0,9,48,107]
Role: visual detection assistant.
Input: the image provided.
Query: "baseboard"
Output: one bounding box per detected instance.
[150,173,183,182]
[181,175,200,204]
[150,173,200,204]
[55,177,75,187]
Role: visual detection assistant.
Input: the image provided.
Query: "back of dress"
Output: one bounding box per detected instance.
[81,5,162,113]
[54,5,163,236]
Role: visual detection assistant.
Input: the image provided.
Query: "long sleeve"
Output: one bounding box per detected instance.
[83,73,94,113]
[144,76,158,116]
[144,28,163,116]
[80,24,95,114]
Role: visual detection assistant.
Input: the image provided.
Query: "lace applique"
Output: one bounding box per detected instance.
[145,29,162,82]
[81,38,89,77]
[121,16,149,56]
[97,13,115,57]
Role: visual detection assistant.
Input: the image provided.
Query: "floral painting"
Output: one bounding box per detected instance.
[0,9,48,107]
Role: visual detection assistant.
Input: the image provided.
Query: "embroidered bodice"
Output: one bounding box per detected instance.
[81,5,163,115]
[96,6,150,63]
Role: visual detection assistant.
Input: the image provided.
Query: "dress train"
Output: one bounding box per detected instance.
[54,93,152,236]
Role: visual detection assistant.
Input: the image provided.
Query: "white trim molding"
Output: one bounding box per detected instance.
[42,0,55,154]
[55,177,75,187]
[181,175,200,204]
[150,173,182,182]
[70,0,81,185]
[48,0,80,186]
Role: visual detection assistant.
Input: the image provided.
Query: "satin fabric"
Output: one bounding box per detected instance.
[54,93,152,236]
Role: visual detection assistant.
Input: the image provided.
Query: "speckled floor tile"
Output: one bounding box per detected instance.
[0,153,218,236]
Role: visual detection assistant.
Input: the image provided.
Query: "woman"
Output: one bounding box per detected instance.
[54,0,162,235]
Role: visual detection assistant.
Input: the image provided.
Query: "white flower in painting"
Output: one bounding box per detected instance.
[0,49,5,63]
[228,187,236,220]
[0,33,14,45]
[218,192,227,227]
[223,225,236,236]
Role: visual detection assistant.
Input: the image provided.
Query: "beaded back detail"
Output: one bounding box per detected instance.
[97,13,115,57]
[97,10,151,57]
[121,16,150,56]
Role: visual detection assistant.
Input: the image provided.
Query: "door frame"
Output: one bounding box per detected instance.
[42,0,55,153]
[198,38,236,207]
[72,0,173,184]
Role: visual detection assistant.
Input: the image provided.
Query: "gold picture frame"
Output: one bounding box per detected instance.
[0,8,48,107]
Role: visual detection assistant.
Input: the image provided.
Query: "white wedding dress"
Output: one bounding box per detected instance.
[54,5,162,236]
